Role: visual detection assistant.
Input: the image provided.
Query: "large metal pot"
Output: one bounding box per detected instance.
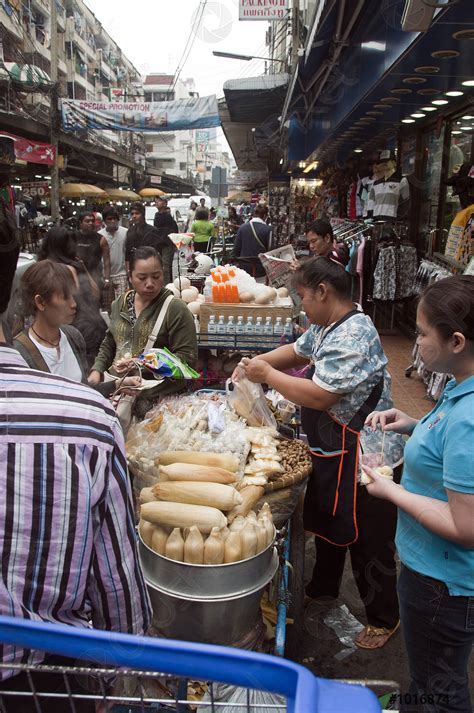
[138,532,279,645]
[145,550,279,645]
[138,528,276,599]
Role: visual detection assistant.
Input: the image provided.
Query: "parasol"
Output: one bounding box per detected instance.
[226,190,251,202]
[139,188,167,197]
[60,183,108,198]
[105,188,140,201]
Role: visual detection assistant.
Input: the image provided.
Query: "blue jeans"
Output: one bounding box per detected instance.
[398,564,474,712]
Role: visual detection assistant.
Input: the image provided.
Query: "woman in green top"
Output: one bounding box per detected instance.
[191,208,214,252]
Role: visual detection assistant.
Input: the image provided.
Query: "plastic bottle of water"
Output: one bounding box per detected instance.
[235,316,245,334]
[263,316,273,334]
[207,315,217,334]
[254,316,263,334]
[217,315,226,334]
[226,316,236,334]
[273,317,284,335]
[203,278,212,303]
[283,318,293,336]
[245,316,254,334]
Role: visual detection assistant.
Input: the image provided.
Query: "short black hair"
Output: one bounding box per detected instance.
[420,275,474,342]
[306,219,334,241]
[294,256,351,299]
[78,210,94,224]
[195,208,209,220]
[103,206,120,221]
[130,201,145,215]
[128,246,163,273]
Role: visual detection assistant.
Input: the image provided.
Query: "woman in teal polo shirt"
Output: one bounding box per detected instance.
[364,275,474,712]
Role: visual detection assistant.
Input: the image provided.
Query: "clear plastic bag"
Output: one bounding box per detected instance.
[226,368,277,429]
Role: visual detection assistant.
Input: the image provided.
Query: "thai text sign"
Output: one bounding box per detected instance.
[239,0,288,20]
[61,95,220,132]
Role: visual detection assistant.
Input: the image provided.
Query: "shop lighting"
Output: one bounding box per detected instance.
[459,126,473,131]
[461,80,474,87]
[354,149,363,153]
[421,106,437,111]
[411,113,425,118]
[298,161,306,168]
[451,130,462,135]
[462,115,474,120]
[303,161,319,173]
[401,119,415,123]
[445,91,464,97]
[35,174,42,179]
[279,158,283,165]
[431,99,448,105]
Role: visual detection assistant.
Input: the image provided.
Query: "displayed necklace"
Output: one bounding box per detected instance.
[30,325,61,357]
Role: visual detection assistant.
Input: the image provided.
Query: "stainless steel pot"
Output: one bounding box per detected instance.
[138,528,277,600]
[145,549,279,645]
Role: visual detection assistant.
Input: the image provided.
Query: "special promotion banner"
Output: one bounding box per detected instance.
[61,95,220,133]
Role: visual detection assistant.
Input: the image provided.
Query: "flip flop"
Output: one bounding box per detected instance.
[355,621,400,650]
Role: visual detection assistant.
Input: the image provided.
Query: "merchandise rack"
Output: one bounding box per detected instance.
[197,332,289,352]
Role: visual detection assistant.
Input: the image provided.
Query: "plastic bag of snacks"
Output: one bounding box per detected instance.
[226,367,277,428]
[137,347,200,379]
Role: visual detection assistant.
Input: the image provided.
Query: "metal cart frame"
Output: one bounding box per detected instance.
[0,615,380,712]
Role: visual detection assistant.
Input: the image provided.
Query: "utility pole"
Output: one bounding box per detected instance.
[49,0,60,222]
[291,0,300,69]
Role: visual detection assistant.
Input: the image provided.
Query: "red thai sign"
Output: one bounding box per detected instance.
[0,132,56,166]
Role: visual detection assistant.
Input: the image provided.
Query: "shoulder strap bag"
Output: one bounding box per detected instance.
[110,293,175,435]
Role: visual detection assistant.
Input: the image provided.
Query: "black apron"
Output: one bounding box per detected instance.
[301,311,384,546]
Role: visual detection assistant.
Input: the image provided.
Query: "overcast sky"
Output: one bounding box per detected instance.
[85,0,269,98]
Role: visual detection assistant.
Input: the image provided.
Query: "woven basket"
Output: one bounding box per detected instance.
[263,463,312,493]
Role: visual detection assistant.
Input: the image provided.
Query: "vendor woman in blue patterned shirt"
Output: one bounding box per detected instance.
[240,256,404,649]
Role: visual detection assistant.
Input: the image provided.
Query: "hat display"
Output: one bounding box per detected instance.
[375,149,396,163]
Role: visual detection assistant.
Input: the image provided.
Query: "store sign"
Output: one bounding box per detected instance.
[196,130,210,154]
[149,175,162,185]
[0,132,55,166]
[21,181,50,198]
[61,95,220,133]
[238,0,288,21]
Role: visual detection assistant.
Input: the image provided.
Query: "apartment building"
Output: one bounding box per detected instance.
[0,0,145,185]
[144,72,232,191]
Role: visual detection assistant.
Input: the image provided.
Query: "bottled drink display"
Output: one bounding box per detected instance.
[235,316,245,334]
[273,317,284,335]
[244,316,254,334]
[254,316,263,334]
[226,316,236,334]
[263,317,273,334]
[216,315,226,334]
[207,315,217,333]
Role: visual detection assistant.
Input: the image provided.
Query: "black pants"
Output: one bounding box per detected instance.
[306,465,401,630]
[0,654,96,712]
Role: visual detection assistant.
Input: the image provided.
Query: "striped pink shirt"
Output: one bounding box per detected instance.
[0,347,151,677]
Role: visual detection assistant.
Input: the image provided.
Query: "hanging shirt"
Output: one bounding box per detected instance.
[444,204,474,266]
[367,171,410,220]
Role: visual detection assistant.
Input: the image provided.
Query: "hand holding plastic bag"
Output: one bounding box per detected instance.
[226,366,277,428]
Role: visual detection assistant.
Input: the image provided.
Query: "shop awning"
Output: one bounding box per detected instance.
[106,188,140,201]
[284,0,474,162]
[223,73,289,123]
[1,62,51,86]
[60,183,108,198]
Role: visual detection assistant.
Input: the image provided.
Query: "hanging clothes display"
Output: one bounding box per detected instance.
[366,171,410,221]
[444,203,474,266]
[372,244,417,301]
[408,260,454,401]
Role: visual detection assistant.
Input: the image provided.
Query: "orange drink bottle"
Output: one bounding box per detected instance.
[218,283,226,302]
[221,269,229,282]
[228,267,236,278]
[212,284,220,302]
[225,282,233,302]
[230,283,239,303]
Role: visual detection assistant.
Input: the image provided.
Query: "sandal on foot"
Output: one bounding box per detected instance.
[355,621,400,650]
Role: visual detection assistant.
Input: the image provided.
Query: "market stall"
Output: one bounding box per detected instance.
[126,383,310,655]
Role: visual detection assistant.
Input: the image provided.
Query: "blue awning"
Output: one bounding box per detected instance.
[286,0,473,162]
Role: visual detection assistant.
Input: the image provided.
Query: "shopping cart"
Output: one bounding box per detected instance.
[0,615,380,712]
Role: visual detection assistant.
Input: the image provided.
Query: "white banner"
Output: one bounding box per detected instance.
[61,95,220,133]
[239,0,288,21]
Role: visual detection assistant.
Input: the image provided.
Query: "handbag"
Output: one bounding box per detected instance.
[109,294,175,434]
[249,221,268,252]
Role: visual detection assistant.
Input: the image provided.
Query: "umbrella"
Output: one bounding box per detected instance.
[226,190,251,202]
[139,188,167,197]
[105,188,140,201]
[60,183,108,198]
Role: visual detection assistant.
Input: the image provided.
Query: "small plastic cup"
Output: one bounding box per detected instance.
[276,399,296,424]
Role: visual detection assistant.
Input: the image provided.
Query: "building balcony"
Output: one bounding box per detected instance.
[0,6,24,41]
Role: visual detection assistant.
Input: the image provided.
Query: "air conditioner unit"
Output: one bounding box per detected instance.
[401,0,436,32]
